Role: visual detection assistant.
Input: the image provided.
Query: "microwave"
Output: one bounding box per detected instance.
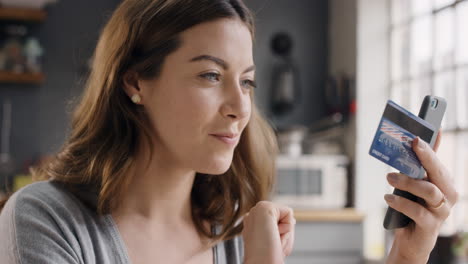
[272,154,348,209]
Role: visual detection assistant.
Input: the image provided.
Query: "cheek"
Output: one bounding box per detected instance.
[150,88,218,144]
[240,99,252,130]
[175,91,217,128]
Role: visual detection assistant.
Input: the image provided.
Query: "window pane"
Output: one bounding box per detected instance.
[434,8,455,71]
[457,68,468,129]
[390,84,402,105]
[438,131,457,184]
[455,132,467,232]
[390,82,410,109]
[459,132,468,231]
[456,1,468,64]
[409,77,432,113]
[391,26,410,81]
[434,71,456,130]
[411,16,432,77]
[434,0,455,9]
[392,0,411,25]
[411,0,432,16]
[437,131,457,235]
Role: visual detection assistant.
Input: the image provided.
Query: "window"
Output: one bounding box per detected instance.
[390,0,468,234]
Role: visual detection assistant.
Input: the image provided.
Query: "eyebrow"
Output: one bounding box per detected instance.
[189,55,255,74]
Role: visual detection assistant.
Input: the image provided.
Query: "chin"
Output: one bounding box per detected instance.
[197,155,233,175]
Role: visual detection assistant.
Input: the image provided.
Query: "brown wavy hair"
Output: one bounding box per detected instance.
[1,0,278,242]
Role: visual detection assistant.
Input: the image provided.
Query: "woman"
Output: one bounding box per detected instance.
[0,0,457,263]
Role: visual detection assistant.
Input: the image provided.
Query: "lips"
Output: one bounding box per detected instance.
[210,132,239,145]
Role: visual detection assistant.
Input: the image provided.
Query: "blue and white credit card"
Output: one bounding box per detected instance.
[369,100,435,179]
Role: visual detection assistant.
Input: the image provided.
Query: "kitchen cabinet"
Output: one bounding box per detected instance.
[286,209,364,264]
[0,7,46,84]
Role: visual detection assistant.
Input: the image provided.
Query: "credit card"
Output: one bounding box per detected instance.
[369,100,435,179]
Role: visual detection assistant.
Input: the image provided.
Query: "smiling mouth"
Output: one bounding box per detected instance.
[210,134,239,145]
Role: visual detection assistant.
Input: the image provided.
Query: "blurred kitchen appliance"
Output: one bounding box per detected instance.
[325,74,356,120]
[304,123,345,155]
[276,125,307,156]
[273,154,348,209]
[270,32,300,116]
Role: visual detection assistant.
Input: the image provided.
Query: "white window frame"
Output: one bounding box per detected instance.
[389,0,468,234]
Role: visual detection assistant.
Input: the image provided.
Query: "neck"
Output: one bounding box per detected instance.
[113,138,196,226]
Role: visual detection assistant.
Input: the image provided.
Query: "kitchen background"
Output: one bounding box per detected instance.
[0,0,467,263]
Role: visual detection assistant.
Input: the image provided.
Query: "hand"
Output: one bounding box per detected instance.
[242,201,296,264]
[385,132,459,264]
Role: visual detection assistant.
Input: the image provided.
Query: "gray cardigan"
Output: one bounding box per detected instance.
[0,181,243,264]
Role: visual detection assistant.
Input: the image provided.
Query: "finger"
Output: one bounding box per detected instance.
[384,194,443,230]
[280,230,295,257]
[278,220,295,235]
[412,137,458,204]
[276,205,295,225]
[386,173,445,208]
[276,205,295,256]
[433,130,442,152]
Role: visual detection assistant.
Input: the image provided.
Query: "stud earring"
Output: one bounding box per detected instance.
[131,94,141,104]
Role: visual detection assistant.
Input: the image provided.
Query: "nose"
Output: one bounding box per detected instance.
[220,80,251,120]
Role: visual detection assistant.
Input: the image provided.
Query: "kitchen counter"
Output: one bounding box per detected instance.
[289,208,364,263]
[293,208,364,222]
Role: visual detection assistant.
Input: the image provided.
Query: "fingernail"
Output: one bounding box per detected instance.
[387,173,398,184]
[384,194,395,203]
[416,137,425,150]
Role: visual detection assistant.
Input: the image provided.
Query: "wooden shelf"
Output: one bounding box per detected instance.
[294,208,365,222]
[0,71,44,84]
[0,7,46,84]
[0,7,46,22]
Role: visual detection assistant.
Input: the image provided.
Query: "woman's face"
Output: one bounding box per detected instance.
[138,18,254,175]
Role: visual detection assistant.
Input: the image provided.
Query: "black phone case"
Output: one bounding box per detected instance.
[383,96,447,229]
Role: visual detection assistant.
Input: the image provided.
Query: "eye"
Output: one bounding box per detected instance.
[200,72,220,82]
[241,79,257,89]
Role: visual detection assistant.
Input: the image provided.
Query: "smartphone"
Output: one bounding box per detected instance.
[383,95,447,229]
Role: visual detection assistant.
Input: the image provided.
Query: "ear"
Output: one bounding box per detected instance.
[122,70,141,99]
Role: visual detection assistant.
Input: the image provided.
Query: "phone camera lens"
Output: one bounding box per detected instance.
[431,99,438,108]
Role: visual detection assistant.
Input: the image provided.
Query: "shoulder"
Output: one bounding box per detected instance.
[1,180,100,238]
[0,181,129,264]
[0,181,92,263]
[3,181,85,221]
[12,180,76,205]
[0,180,76,219]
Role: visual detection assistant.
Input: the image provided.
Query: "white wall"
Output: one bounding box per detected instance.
[329,0,391,260]
[355,0,390,260]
